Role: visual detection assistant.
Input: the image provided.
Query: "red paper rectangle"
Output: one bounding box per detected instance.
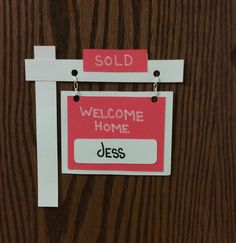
[67,96,166,172]
[83,49,148,72]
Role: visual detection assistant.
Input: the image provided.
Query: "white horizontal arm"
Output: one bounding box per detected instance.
[25,59,184,83]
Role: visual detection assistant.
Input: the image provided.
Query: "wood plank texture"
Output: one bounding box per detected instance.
[0,0,235,242]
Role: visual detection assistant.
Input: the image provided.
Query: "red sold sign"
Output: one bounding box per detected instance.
[61,92,173,175]
[83,49,148,72]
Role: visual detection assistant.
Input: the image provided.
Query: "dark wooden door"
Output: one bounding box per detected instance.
[1,0,236,242]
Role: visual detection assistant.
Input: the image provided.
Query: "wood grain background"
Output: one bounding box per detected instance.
[0,0,236,242]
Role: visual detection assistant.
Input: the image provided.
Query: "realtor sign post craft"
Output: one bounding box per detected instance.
[24,46,184,207]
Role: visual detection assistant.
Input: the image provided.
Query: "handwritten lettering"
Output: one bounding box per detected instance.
[79,106,144,134]
[95,121,130,134]
[97,142,126,159]
[79,106,143,122]
[94,54,133,67]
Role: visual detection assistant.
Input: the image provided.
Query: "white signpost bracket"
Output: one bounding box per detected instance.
[25,59,184,83]
[25,46,184,207]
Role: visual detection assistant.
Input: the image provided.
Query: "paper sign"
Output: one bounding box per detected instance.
[83,49,148,72]
[61,91,173,175]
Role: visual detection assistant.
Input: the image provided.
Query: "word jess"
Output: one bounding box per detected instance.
[97,142,125,159]
[79,106,144,134]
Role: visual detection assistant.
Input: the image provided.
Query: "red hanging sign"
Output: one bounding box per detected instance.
[61,92,173,175]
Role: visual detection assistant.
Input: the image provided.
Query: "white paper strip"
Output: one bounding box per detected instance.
[74,139,157,164]
[25,59,184,83]
[35,46,58,207]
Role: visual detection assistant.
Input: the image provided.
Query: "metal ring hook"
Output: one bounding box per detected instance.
[152,75,160,102]
[72,72,80,102]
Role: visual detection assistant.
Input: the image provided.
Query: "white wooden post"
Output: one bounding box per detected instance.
[34,46,58,207]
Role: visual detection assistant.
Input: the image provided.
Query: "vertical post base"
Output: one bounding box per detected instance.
[34,46,58,207]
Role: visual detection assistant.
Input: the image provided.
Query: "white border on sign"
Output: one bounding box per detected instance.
[61,91,173,176]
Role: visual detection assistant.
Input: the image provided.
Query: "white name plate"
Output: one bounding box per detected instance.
[74,139,157,164]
